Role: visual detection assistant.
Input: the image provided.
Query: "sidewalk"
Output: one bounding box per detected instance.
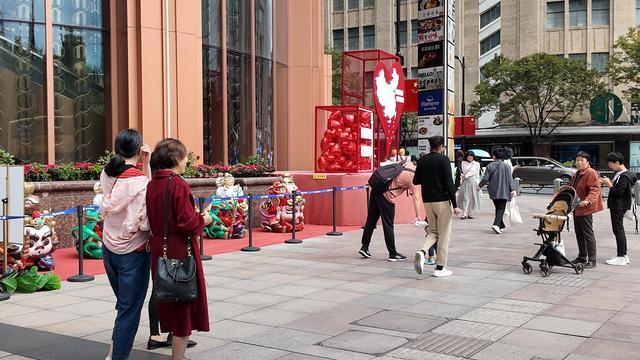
[2,194,640,360]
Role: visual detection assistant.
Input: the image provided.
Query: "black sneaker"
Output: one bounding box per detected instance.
[584,261,597,269]
[571,257,587,264]
[388,253,407,262]
[358,249,372,258]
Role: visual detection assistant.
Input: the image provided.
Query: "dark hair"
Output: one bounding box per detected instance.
[606,151,624,165]
[104,129,142,177]
[429,136,444,150]
[465,151,476,160]
[575,151,591,164]
[503,147,513,160]
[492,148,503,160]
[150,138,188,171]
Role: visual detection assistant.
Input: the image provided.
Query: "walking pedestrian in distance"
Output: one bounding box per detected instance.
[457,151,481,219]
[413,136,461,277]
[359,162,418,261]
[601,152,635,266]
[101,129,152,360]
[146,139,213,360]
[569,151,603,269]
[454,150,464,190]
[478,148,517,234]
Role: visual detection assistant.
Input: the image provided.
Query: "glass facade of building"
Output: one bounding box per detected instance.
[0,0,108,163]
[202,0,274,165]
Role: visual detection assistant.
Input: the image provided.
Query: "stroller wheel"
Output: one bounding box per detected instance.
[539,263,551,277]
[522,262,532,274]
[574,262,584,274]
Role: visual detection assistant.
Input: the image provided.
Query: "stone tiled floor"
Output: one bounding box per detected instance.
[2,194,640,359]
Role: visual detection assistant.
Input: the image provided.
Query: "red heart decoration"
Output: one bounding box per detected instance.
[373,61,405,156]
[338,131,350,141]
[318,155,329,171]
[343,113,356,127]
[328,119,342,129]
[327,164,342,172]
[320,137,332,152]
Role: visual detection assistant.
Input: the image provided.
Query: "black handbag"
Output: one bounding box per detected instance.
[153,174,198,302]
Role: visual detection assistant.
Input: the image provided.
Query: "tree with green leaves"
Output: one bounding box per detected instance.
[399,113,418,149]
[469,53,605,154]
[609,27,640,103]
[325,47,342,105]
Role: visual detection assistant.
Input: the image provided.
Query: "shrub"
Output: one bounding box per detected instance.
[0,147,15,165]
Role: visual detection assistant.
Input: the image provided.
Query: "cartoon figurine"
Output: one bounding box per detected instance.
[23,209,59,271]
[260,174,305,233]
[70,182,104,259]
[204,173,247,239]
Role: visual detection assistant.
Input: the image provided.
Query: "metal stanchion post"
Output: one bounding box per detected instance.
[0,198,11,301]
[285,190,302,244]
[199,198,212,261]
[362,186,370,230]
[68,206,95,282]
[326,187,342,236]
[242,195,260,252]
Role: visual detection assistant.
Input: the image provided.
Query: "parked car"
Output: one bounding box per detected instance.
[511,157,577,185]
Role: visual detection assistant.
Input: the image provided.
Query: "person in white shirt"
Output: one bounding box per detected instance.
[457,151,481,219]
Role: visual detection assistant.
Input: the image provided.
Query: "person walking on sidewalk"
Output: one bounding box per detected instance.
[478,148,517,234]
[601,152,636,266]
[570,151,603,269]
[413,136,461,277]
[359,162,418,262]
[457,151,481,219]
[100,129,152,360]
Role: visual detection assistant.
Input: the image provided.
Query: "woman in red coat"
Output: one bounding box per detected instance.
[146,138,212,360]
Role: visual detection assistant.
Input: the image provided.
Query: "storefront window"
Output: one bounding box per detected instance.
[255,0,273,164]
[0,0,47,163]
[203,0,223,164]
[52,0,108,163]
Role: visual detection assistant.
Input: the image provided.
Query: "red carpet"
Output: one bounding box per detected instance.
[53,225,361,281]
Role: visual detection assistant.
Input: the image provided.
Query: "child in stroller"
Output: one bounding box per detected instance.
[522,186,584,277]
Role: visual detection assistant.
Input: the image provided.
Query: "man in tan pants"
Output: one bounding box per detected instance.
[412,136,461,277]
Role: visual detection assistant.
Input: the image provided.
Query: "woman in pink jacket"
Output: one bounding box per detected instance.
[100,129,151,360]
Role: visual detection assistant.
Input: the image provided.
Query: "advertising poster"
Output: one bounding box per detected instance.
[418,41,444,68]
[447,42,455,67]
[419,0,445,19]
[419,90,444,115]
[419,67,444,91]
[447,15,455,42]
[418,115,445,137]
[447,90,455,115]
[447,66,455,92]
[419,17,445,43]
[418,139,430,153]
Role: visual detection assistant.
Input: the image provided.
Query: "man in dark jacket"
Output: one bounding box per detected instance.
[413,136,461,277]
[601,152,637,266]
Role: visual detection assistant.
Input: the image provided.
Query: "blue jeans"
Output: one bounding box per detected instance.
[102,246,150,360]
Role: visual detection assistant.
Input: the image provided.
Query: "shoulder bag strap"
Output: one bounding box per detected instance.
[162,174,173,258]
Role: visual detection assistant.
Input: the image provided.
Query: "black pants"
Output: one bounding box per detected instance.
[610,209,627,257]
[574,214,596,261]
[148,289,160,336]
[361,191,398,256]
[492,199,507,228]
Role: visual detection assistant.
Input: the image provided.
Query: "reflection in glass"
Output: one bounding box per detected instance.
[202,0,221,47]
[203,47,223,164]
[227,52,251,164]
[52,0,107,163]
[0,0,47,163]
[255,0,271,59]
[255,59,272,164]
[227,0,250,53]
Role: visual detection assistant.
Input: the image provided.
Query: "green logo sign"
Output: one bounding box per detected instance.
[590,93,623,124]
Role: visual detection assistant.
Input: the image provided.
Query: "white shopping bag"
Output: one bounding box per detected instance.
[509,198,523,224]
[553,240,566,256]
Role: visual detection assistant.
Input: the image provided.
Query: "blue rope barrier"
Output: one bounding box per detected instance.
[0,215,26,220]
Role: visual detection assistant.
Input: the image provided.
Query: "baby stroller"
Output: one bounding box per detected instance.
[521,186,583,277]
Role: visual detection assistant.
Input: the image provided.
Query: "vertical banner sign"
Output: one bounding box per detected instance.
[418,0,455,156]
[373,61,405,157]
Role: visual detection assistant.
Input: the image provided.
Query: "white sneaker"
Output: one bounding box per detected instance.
[491,225,502,234]
[625,255,631,264]
[605,256,628,266]
[415,219,428,227]
[433,268,453,277]
[414,252,425,275]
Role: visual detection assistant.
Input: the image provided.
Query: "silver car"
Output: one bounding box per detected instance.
[512,157,577,185]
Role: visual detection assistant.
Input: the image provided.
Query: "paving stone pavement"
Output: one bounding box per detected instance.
[2,194,640,359]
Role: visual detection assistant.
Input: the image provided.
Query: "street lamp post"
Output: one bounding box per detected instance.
[455,55,466,151]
